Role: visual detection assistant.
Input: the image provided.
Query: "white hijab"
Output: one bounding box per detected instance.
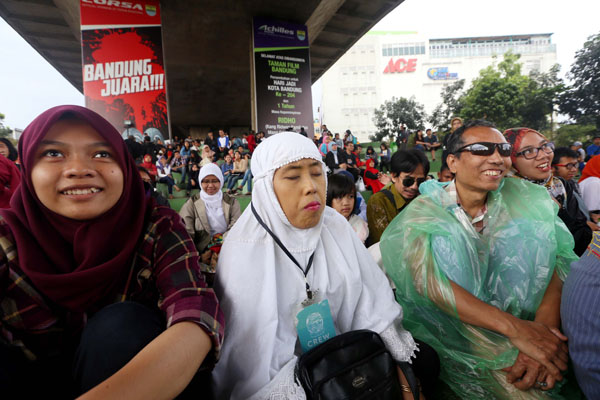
[212,132,416,400]
[198,163,227,236]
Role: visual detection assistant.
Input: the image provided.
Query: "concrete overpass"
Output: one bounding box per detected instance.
[0,0,404,136]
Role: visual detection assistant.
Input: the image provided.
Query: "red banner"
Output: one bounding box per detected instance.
[80,0,168,140]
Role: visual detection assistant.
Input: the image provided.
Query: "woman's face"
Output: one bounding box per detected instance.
[273,158,326,229]
[234,151,241,160]
[513,132,553,181]
[201,174,221,195]
[31,120,124,220]
[331,193,355,219]
[0,142,10,159]
[143,154,152,163]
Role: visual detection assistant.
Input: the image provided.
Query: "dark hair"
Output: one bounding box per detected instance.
[326,174,356,209]
[380,143,388,150]
[446,119,497,157]
[0,138,18,161]
[552,147,579,165]
[439,163,451,173]
[390,149,430,177]
[366,146,374,155]
[426,128,432,133]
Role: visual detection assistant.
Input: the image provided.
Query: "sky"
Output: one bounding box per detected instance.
[1,0,599,129]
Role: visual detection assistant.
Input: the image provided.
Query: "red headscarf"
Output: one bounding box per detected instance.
[140,154,158,179]
[0,105,150,312]
[503,127,546,171]
[364,158,384,193]
[0,155,21,208]
[580,154,600,183]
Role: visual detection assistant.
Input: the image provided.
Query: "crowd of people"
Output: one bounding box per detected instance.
[0,104,599,399]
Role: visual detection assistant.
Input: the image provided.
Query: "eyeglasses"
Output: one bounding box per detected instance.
[402,176,427,187]
[454,142,512,157]
[515,142,555,159]
[554,162,578,170]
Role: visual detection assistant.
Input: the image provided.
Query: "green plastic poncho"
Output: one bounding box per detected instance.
[381,178,577,399]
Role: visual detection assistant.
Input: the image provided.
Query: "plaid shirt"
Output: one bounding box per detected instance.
[0,205,224,365]
[445,180,488,234]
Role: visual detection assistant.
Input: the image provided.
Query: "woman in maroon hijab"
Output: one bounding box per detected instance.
[0,105,223,398]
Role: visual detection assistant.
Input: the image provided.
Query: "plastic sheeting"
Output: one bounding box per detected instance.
[381,178,577,399]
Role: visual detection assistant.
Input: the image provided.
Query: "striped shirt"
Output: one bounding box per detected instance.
[444,180,488,234]
[561,231,600,399]
[0,204,224,365]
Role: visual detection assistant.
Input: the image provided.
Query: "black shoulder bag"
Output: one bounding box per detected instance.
[249,203,420,399]
[295,330,419,399]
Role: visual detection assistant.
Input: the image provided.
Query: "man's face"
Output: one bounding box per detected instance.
[346,143,354,153]
[391,164,426,200]
[225,155,232,163]
[208,132,213,139]
[451,119,462,132]
[438,168,454,182]
[426,129,432,136]
[174,152,181,159]
[219,130,225,137]
[553,156,578,181]
[446,126,511,194]
[594,137,600,146]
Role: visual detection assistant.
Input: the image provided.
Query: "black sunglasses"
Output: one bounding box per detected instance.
[402,176,427,187]
[455,142,512,157]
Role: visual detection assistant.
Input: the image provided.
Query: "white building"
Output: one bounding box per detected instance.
[319,31,557,142]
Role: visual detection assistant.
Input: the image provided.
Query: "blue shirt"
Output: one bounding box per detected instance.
[587,144,600,157]
[221,162,233,176]
[561,232,600,399]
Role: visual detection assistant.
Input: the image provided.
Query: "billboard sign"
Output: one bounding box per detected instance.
[383,58,417,74]
[80,0,169,140]
[252,17,313,137]
[427,67,459,80]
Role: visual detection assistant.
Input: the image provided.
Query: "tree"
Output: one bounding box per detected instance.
[521,64,564,134]
[560,32,600,130]
[554,123,596,147]
[428,79,465,131]
[371,96,426,142]
[0,113,12,139]
[460,52,530,129]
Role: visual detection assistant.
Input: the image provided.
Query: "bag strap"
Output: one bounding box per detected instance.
[380,189,397,210]
[397,361,420,399]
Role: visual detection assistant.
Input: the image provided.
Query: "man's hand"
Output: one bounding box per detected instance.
[502,352,556,391]
[587,220,600,231]
[507,319,568,381]
[379,174,391,185]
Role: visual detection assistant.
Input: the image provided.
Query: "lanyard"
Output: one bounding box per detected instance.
[251,203,315,300]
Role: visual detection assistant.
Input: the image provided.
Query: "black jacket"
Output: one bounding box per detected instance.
[557,177,592,256]
[325,151,340,172]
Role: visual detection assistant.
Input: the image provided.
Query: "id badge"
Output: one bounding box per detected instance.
[296,299,337,353]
